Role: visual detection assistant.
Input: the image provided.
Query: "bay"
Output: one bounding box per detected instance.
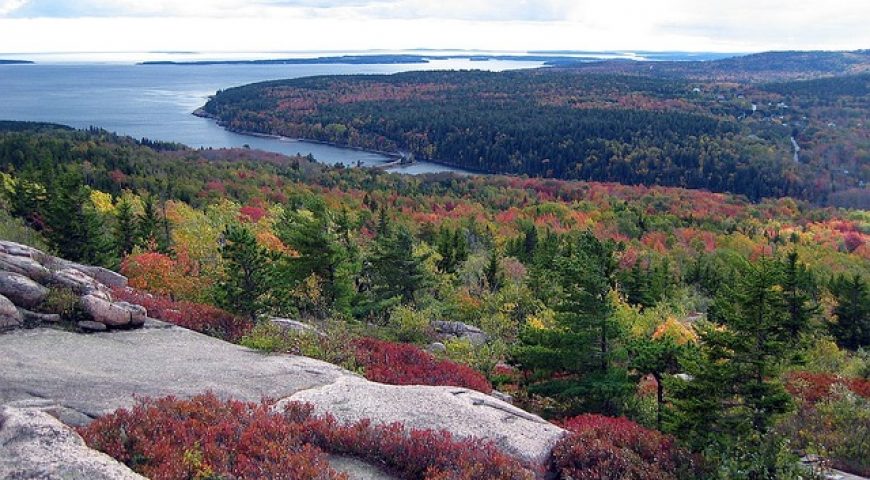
[0,58,542,174]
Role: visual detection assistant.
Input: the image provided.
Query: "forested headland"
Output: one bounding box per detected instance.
[202,51,870,207]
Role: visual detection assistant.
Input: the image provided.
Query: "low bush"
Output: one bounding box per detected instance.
[779,371,870,476]
[240,320,361,372]
[111,287,252,342]
[784,371,870,405]
[78,393,533,480]
[352,337,493,393]
[37,286,82,320]
[552,414,699,480]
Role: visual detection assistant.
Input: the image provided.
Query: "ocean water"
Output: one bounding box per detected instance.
[0,57,543,173]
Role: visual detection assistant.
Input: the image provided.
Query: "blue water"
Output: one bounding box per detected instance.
[0,58,542,173]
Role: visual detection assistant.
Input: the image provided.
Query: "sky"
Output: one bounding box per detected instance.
[0,0,868,55]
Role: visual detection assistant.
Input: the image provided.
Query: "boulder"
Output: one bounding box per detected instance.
[0,240,42,258]
[48,258,128,289]
[79,294,146,327]
[0,252,51,282]
[431,320,489,346]
[78,320,108,332]
[427,341,447,353]
[269,316,323,336]
[0,271,49,308]
[0,405,146,480]
[52,268,109,298]
[19,308,62,324]
[0,294,22,330]
[282,376,566,468]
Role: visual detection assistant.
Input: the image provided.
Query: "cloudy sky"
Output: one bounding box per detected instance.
[0,0,868,55]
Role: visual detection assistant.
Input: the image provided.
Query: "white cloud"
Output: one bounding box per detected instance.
[0,0,29,15]
[0,0,868,54]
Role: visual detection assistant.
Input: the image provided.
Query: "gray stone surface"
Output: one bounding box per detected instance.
[19,308,62,324]
[77,320,108,332]
[283,376,566,467]
[50,268,107,297]
[0,405,146,480]
[0,327,350,422]
[1,323,566,472]
[0,251,51,282]
[0,293,22,329]
[0,271,49,308]
[328,455,397,480]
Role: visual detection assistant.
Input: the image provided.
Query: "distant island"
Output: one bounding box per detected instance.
[0,60,33,65]
[141,53,624,66]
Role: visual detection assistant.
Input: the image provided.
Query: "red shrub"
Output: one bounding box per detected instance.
[553,414,697,480]
[79,394,532,480]
[351,337,492,393]
[77,394,340,480]
[111,287,252,342]
[785,371,870,405]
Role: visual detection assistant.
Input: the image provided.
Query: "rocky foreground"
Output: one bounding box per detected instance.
[0,240,564,479]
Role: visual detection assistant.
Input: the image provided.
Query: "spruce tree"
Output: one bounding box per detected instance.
[829,274,869,350]
[669,257,805,457]
[275,197,358,314]
[216,224,274,322]
[362,226,430,317]
[43,170,114,266]
[114,198,138,257]
[515,231,632,415]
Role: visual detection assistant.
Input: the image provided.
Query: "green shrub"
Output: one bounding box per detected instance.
[0,207,50,252]
[385,305,431,343]
[38,287,82,321]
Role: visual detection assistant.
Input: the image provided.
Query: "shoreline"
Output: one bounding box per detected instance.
[192,107,479,174]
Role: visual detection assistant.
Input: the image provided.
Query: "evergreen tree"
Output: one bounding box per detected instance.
[485,249,501,292]
[360,226,430,317]
[669,257,805,459]
[515,232,632,415]
[139,195,160,247]
[781,251,818,340]
[114,198,138,257]
[829,274,869,350]
[630,335,686,430]
[275,198,358,314]
[43,170,114,266]
[216,224,275,322]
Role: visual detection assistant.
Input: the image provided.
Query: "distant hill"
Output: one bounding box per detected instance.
[202,62,869,203]
[0,60,33,65]
[553,50,870,82]
[0,121,73,132]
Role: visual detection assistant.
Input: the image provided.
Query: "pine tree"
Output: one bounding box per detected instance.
[42,170,114,267]
[275,198,358,314]
[515,231,632,415]
[781,251,818,341]
[361,226,430,317]
[139,195,160,247]
[669,257,803,455]
[829,274,869,350]
[114,198,138,257]
[216,224,274,322]
[485,249,501,292]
